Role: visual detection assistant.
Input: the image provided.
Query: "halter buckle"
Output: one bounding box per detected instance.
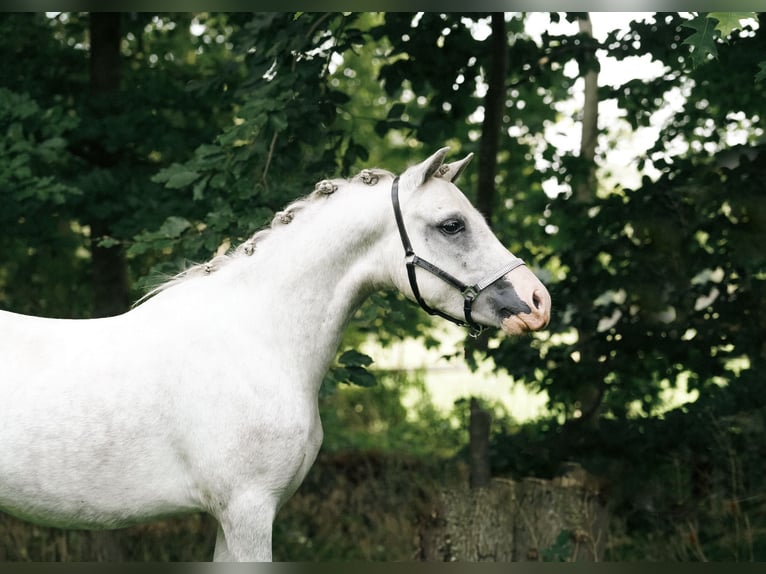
[461,285,479,301]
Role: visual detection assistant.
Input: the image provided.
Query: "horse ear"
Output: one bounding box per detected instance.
[400,147,450,190]
[440,152,474,183]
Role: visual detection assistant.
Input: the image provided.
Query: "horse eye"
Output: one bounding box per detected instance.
[440,219,465,235]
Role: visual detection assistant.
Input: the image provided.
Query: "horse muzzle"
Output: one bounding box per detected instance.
[498,265,551,335]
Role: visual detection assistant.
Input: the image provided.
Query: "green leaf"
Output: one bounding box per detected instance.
[153,163,199,189]
[192,175,210,201]
[708,12,756,38]
[374,119,389,138]
[541,529,573,562]
[345,365,377,387]
[166,169,200,189]
[158,216,192,238]
[387,102,405,119]
[339,349,373,368]
[97,236,121,248]
[681,15,720,68]
[755,61,766,84]
[39,136,67,151]
[327,349,378,389]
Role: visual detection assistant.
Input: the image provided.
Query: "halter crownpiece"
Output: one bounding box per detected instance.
[390,176,526,336]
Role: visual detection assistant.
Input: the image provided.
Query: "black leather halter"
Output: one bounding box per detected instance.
[391,176,526,336]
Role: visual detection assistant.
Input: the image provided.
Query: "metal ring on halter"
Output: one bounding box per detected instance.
[390,176,526,336]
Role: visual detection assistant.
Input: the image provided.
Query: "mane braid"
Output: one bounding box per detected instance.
[136,169,392,305]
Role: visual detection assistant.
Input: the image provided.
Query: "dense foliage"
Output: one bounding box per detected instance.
[1,11,764,560]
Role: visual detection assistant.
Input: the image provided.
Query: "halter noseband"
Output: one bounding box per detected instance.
[391,176,525,337]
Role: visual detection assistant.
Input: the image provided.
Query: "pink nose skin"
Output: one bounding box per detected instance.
[500,266,551,335]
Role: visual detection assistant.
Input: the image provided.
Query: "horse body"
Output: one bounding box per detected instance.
[0,310,195,527]
[0,148,551,561]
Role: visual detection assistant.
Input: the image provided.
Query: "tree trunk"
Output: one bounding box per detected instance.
[89,13,121,95]
[575,13,599,203]
[467,13,507,359]
[476,13,508,225]
[570,13,604,426]
[88,12,130,317]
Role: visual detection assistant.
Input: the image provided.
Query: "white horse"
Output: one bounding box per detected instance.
[0,147,550,561]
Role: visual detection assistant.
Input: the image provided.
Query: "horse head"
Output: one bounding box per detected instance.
[391,147,551,336]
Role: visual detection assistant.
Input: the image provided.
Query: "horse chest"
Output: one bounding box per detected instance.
[186,379,324,502]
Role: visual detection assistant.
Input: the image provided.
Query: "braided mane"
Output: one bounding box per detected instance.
[138,168,393,303]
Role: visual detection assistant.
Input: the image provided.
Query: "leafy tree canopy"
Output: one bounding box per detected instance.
[1,10,764,422]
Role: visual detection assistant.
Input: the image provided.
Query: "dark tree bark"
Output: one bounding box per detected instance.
[89,13,121,95]
[467,13,509,399]
[476,13,508,225]
[575,13,599,203]
[88,13,130,317]
[569,13,604,426]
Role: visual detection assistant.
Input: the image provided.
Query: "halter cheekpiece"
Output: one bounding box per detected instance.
[391,176,525,337]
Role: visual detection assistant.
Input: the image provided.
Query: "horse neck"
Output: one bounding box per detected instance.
[149,186,394,393]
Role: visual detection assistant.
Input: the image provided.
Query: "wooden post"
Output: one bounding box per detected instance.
[469,397,491,489]
[419,465,609,561]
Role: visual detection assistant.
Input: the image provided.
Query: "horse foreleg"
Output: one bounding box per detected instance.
[213,489,276,562]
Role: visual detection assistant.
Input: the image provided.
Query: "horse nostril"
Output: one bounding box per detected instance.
[530,288,551,328]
